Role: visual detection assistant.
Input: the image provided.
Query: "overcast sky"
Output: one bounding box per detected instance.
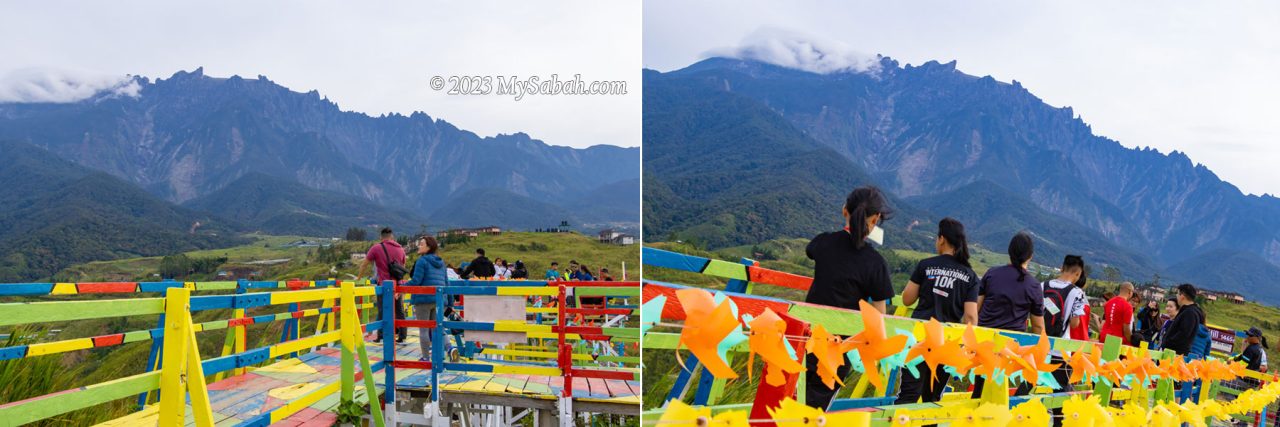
[0,1,640,148]
[645,0,1280,196]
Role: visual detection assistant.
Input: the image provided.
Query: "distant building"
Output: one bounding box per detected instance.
[598,229,636,245]
[280,239,329,248]
[437,226,502,239]
[215,266,262,280]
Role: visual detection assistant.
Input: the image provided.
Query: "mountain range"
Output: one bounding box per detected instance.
[644,57,1280,304]
[0,140,244,281]
[0,67,640,232]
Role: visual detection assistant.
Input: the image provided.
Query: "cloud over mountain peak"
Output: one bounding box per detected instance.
[704,28,881,75]
[0,68,140,103]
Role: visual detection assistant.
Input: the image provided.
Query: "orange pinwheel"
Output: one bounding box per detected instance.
[906,318,970,383]
[960,325,1002,380]
[1066,348,1101,386]
[1160,356,1194,382]
[807,324,857,388]
[1005,333,1059,384]
[1098,359,1128,385]
[674,288,742,379]
[845,300,909,391]
[745,308,805,386]
[1122,351,1158,386]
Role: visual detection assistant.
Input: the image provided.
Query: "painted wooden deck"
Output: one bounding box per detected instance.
[97,332,638,426]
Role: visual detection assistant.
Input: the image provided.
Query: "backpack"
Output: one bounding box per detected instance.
[380,242,408,281]
[1042,280,1077,337]
[1189,308,1211,358]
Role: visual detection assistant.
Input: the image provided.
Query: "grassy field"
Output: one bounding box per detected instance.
[2,231,636,425]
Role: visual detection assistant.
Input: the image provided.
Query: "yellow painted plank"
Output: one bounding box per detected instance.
[497,286,558,296]
[493,320,551,333]
[26,338,94,356]
[270,380,342,424]
[270,331,340,358]
[492,365,561,376]
[270,288,340,305]
[51,283,77,295]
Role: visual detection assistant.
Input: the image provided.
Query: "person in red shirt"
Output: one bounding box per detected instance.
[1100,282,1135,345]
[359,227,407,343]
[1070,303,1092,340]
[1068,272,1091,341]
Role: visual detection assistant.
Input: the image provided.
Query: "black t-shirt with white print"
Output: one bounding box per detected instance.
[908,254,980,323]
[804,230,894,311]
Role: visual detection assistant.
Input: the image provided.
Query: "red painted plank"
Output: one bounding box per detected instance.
[92,333,125,347]
[77,282,138,293]
[747,266,812,291]
[570,368,634,381]
[643,282,793,321]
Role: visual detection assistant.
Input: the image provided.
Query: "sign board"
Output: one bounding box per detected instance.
[1208,325,1237,355]
[464,295,526,343]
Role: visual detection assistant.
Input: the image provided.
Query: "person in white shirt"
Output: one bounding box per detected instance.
[1042,255,1087,427]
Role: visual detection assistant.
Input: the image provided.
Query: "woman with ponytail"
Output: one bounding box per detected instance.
[970,231,1045,398]
[802,185,895,410]
[895,218,980,405]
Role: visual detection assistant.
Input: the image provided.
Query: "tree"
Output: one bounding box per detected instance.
[1102,265,1122,283]
[345,227,367,241]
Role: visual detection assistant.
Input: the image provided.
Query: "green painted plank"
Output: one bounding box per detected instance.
[601,328,639,339]
[0,298,164,326]
[596,355,640,364]
[701,259,748,281]
[194,281,239,291]
[0,371,159,425]
[1091,335,1123,403]
[575,287,641,298]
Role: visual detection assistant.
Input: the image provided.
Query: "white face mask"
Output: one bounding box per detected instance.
[866,225,885,246]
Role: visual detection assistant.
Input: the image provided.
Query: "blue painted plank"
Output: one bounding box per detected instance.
[0,283,54,296]
[642,247,711,274]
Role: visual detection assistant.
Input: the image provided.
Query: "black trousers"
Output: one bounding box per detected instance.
[970,373,1034,399]
[895,361,950,405]
[1047,356,1073,427]
[804,352,850,410]
[376,293,406,341]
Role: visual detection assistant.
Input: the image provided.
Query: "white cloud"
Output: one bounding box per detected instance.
[704,28,881,75]
[0,68,140,103]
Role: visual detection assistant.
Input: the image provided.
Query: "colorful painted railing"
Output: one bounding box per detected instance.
[641,247,1270,425]
[383,279,641,426]
[0,279,387,426]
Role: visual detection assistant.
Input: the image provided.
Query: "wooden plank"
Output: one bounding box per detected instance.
[0,372,159,425]
[0,298,164,326]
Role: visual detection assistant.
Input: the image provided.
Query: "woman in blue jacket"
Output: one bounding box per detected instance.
[405,236,447,359]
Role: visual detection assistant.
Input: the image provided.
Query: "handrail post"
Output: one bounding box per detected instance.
[557,283,573,426]
[383,279,397,424]
[340,280,356,402]
[157,287,213,426]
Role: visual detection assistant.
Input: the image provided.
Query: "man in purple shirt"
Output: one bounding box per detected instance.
[359,227,407,343]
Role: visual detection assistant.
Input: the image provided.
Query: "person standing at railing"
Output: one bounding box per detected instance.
[971,231,1045,398]
[360,227,407,343]
[802,186,895,410]
[1100,282,1136,345]
[545,262,562,281]
[1042,255,1088,427]
[897,218,979,409]
[460,248,495,279]
[405,236,447,361]
[495,258,511,279]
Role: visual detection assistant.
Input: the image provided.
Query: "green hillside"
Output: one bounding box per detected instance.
[0,140,245,283]
[184,172,426,237]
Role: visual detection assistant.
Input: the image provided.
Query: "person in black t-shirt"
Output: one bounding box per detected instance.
[803,186,894,410]
[1235,327,1268,389]
[896,218,978,406]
